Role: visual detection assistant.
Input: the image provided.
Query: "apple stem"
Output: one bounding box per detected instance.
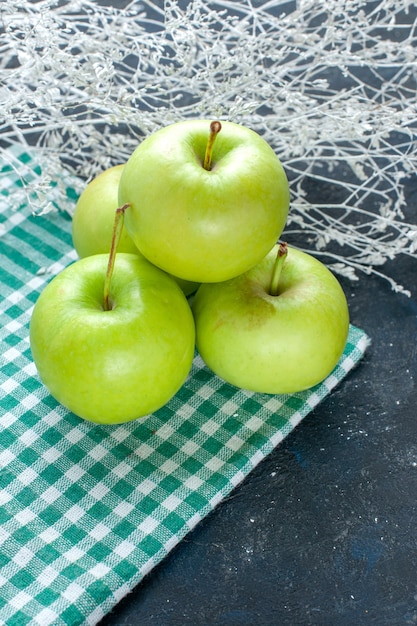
[203,120,222,171]
[269,242,288,297]
[103,203,129,311]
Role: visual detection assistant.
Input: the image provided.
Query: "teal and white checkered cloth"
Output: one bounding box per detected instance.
[0,147,370,625]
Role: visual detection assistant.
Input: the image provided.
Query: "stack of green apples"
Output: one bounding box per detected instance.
[30,120,349,425]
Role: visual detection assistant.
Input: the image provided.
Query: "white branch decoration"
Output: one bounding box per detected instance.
[1,0,416,294]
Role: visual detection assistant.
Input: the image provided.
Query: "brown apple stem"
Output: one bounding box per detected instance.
[203,120,222,171]
[103,203,129,311]
[269,242,288,297]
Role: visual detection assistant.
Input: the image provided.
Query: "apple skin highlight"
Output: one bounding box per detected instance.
[29,254,195,424]
[192,245,350,394]
[118,119,290,284]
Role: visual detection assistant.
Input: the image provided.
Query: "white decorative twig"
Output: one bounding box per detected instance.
[1,0,416,293]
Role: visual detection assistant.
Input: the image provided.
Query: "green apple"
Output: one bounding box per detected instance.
[71,164,199,296]
[118,120,290,283]
[72,164,138,257]
[30,253,196,424]
[192,244,350,394]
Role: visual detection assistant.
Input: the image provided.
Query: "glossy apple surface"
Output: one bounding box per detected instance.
[192,245,350,394]
[30,254,195,424]
[71,164,198,296]
[118,120,290,283]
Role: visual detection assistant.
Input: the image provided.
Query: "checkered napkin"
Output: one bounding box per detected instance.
[0,148,370,626]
